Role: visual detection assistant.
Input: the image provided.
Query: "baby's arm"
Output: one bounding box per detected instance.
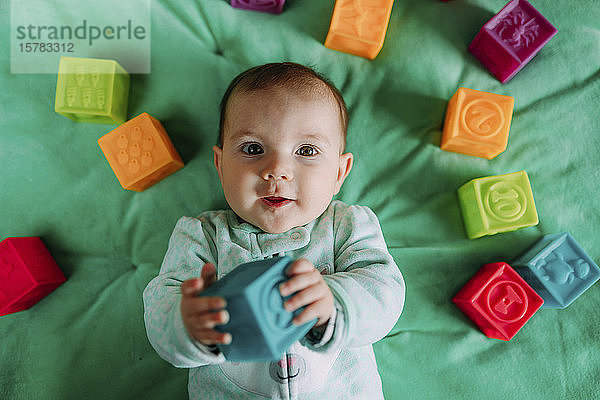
[143,216,226,367]
[319,204,405,350]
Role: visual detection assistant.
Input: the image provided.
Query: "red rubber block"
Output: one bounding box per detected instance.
[0,237,66,316]
[452,262,543,340]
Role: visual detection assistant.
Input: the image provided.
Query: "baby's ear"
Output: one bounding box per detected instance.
[212,145,224,181]
[334,152,353,195]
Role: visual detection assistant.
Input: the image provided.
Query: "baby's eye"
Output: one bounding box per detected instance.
[296,145,318,157]
[241,143,264,155]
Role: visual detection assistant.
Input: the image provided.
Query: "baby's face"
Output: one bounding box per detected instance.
[213,87,353,233]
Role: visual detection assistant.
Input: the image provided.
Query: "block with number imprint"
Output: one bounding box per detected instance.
[441,87,514,159]
[458,171,538,239]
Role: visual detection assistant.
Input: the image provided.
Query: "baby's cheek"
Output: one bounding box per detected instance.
[308,170,337,200]
[223,174,252,202]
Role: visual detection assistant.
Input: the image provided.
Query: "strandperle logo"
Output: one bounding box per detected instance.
[15,19,147,46]
[10,0,151,74]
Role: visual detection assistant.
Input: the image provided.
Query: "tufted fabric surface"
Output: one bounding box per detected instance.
[1,0,599,399]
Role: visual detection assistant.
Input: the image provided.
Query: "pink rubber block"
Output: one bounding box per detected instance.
[230,0,285,14]
[453,262,543,340]
[468,0,557,83]
[0,237,66,316]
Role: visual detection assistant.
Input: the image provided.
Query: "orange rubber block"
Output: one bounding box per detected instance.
[324,0,394,60]
[98,113,184,192]
[441,87,515,160]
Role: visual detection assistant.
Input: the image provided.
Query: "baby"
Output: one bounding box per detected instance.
[143,62,405,399]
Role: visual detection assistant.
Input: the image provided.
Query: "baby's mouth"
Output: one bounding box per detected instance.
[261,196,293,208]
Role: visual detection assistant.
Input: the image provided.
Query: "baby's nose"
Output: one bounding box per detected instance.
[263,170,290,181]
[261,157,293,181]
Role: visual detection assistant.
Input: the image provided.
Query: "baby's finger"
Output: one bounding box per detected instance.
[181,278,204,297]
[189,310,230,330]
[182,296,226,316]
[280,271,320,297]
[285,258,314,276]
[290,301,326,326]
[283,283,325,312]
[201,263,217,288]
[192,329,232,345]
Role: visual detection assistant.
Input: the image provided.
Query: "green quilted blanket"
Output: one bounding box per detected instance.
[1,0,599,399]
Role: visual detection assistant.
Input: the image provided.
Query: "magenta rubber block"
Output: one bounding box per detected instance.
[199,256,316,361]
[468,0,557,83]
[230,0,285,14]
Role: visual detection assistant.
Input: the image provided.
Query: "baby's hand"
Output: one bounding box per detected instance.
[279,259,334,327]
[180,263,232,345]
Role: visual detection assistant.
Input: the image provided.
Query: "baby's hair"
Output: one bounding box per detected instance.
[218,62,348,151]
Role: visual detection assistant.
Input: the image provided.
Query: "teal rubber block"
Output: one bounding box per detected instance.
[513,233,600,308]
[200,256,317,361]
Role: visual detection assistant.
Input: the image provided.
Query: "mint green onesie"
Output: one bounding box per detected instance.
[143,200,405,399]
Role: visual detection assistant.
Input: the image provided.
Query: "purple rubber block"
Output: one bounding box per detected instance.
[469,0,557,83]
[230,0,285,14]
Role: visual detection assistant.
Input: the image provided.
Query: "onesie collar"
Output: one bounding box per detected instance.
[225,209,263,233]
[225,209,316,256]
